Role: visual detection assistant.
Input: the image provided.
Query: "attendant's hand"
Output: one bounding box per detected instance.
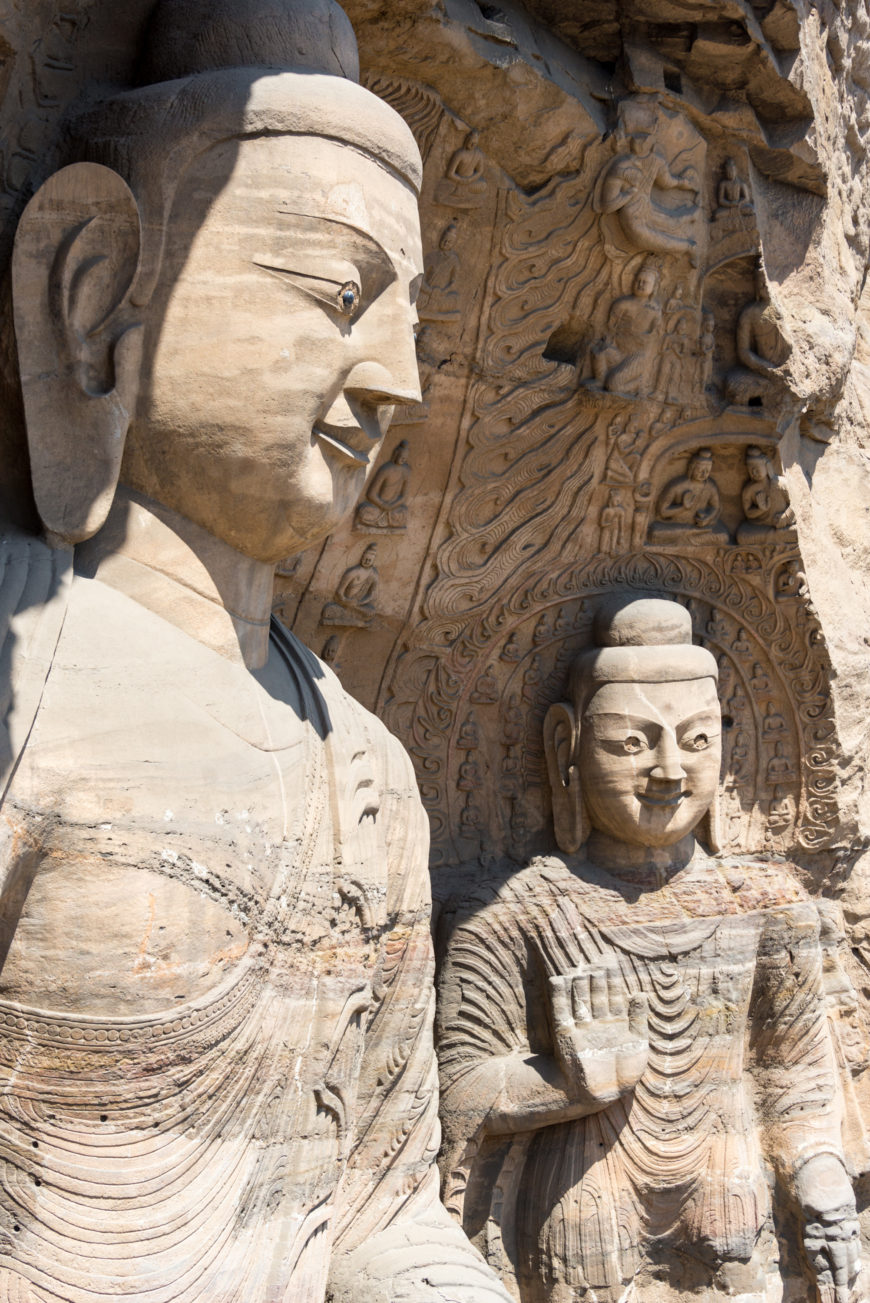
[549,963,648,1108]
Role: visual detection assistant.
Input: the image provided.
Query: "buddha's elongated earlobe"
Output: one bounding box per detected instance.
[544,701,590,854]
[13,163,143,546]
[703,789,723,854]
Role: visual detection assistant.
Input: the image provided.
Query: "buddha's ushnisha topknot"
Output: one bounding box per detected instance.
[139,0,360,85]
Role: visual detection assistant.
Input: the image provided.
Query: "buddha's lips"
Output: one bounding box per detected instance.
[313,423,370,467]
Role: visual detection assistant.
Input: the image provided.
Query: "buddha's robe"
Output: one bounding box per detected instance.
[437,853,845,1303]
[0,534,508,1303]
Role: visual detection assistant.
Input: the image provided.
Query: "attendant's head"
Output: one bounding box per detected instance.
[440,223,459,251]
[745,447,771,482]
[633,258,660,299]
[544,596,721,854]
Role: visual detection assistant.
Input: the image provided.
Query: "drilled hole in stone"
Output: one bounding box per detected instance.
[664,68,682,94]
[100,1114,108,1122]
[543,320,585,366]
[721,715,734,729]
[477,2,508,21]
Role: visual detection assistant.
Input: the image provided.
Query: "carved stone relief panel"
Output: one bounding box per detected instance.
[6,2,870,1302]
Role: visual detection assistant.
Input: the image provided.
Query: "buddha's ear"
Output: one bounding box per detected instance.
[12,163,144,545]
[543,700,589,854]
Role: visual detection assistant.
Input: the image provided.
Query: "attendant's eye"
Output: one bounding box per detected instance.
[623,734,645,755]
[685,732,709,751]
[337,281,361,317]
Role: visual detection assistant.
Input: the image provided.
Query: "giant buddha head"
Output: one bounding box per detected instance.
[12,0,423,561]
[544,596,721,857]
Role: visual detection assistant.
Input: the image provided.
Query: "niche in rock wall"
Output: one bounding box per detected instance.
[701,254,757,393]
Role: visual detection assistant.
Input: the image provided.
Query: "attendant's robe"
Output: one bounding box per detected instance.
[437,853,846,1303]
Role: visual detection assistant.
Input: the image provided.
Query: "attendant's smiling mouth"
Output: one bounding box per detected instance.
[638,790,689,808]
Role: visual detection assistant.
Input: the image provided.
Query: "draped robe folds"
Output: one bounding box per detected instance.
[0,533,509,1303]
[436,855,846,1303]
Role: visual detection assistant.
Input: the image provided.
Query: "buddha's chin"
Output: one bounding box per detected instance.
[600,800,702,851]
[258,479,366,562]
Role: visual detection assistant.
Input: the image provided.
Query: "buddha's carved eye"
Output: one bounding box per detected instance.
[623,734,645,755]
[685,732,709,751]
[253,259,366,323]
[338,281,362,317]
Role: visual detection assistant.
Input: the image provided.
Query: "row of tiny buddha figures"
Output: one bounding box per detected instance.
[0,1,862,1302]
[314,439,793,642]
[598,441,795,554]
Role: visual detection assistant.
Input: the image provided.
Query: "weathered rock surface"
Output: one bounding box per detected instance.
[3,0,870,1300]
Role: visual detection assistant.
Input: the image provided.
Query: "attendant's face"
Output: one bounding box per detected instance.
[127,132,423,562]
[690,460,711,481]
[578,678,721,848]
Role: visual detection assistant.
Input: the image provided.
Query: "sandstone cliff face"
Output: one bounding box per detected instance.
[3,2,870,1300]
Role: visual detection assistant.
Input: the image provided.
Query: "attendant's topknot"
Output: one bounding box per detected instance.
[568,595,718,714]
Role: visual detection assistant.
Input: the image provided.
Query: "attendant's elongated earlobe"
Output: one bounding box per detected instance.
[13,162,144,545]
[544,701,590,854]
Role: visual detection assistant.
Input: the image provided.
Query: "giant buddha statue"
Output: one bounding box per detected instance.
[0,2,513,1300]
[437,596,861,1303]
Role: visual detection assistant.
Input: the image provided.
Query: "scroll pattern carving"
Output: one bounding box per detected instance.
[361,74,444,163]
[376,100,835,867]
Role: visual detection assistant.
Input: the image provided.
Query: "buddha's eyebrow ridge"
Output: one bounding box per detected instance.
[275,208,393,267]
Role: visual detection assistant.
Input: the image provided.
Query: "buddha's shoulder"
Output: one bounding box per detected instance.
[272,622,419,794]
[454,853,814,911]
[713,855,813,913]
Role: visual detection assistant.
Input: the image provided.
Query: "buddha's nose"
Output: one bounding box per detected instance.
[649,732,686,783]
[343,355,421,409]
